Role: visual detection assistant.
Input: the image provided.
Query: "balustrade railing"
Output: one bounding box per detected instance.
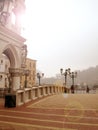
[16,85,64,106]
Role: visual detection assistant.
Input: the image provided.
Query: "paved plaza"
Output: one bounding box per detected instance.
[0,93,98,130]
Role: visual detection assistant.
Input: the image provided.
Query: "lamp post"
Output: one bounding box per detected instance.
[60,68,70,86]
[24,69,30,88]
[37,72,44,86]
[69,71,77,86]
[60,68,77,93]
[68,69,77,93]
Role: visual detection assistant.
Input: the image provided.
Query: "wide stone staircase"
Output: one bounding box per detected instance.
[0,94,98,130]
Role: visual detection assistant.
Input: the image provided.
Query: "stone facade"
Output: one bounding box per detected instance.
[0,25,26,91]
[0,0,25,34]
[20,58,36,89]
[26,58,36,86]
[0,0,26,92]
[0,54,10,88]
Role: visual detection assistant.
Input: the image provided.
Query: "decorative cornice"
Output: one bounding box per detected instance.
[0,25,26,43]
[9,68,24,77]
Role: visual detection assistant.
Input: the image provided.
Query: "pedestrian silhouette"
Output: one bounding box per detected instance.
[71,85,74,93]
[86,86,89,93]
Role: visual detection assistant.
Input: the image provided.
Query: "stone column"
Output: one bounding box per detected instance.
[9,68,23,92]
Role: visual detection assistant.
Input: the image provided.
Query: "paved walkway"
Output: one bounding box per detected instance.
[0,94,98,130]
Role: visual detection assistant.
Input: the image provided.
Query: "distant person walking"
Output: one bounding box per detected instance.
[71,85,75,93]
[86,86,89,93]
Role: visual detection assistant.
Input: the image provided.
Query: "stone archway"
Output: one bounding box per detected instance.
[0,23,27,93]
[0,0,27,106]
[3,44,18,68]
[0,44,22,92]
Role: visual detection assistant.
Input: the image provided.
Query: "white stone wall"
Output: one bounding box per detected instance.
[0,25,26,91]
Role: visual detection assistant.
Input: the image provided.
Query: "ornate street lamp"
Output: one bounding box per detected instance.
[68,69,77,93]
[69,71,77,86]
[60,68,77,93]
[37,72,44,86]
[60,68,70,86]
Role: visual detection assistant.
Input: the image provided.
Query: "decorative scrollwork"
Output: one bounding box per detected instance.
[21,44,27,68]
[0,11,10,25]
[0,0,5,12]
[0,75,3,81]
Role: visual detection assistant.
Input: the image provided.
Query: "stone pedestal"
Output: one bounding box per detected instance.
[5,94,16,108]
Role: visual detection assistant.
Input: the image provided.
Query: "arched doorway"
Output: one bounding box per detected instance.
[3,44,19,68]
[0,44,22,94]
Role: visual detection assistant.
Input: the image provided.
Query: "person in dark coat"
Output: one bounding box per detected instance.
[71,85,74,93]
[86,86,90,93]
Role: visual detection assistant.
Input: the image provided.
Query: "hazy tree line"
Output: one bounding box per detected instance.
[37,65,98,88]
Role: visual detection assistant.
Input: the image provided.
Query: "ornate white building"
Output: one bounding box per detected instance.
[0,1,64,107]
[0,0,27,92]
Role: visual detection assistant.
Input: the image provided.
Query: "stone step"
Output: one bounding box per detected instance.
[0,109,98,130]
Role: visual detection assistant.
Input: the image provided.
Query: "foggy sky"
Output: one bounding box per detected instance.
[23,0,98,77]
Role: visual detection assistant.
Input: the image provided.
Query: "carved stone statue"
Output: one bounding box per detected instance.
[21,44,27,67]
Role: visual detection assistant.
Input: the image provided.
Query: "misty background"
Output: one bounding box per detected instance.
[23,0,98,78]
[36,65,98,88]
